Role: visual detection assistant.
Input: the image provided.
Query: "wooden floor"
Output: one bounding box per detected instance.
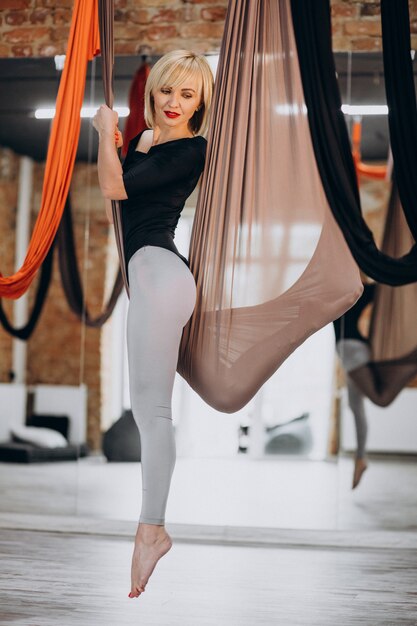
[1,527,417,626]
[1,455,416,624]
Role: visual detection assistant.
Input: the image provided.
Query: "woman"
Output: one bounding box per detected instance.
[333,284,375,489]
[93,49,214,598]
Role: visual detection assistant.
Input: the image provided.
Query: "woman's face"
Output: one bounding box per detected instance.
[152,75,202,132]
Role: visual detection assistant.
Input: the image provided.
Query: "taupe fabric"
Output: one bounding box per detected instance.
[177,0,362,411]
[346,184,417,407]
[98,0,130,297]
[370,184,417,361]
[99,0,363,412]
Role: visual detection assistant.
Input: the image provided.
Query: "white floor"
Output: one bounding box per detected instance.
[1,454,416,532]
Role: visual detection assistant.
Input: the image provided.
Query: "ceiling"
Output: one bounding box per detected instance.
[0,52,415,162]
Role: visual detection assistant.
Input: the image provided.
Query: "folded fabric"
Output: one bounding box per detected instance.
[10,426,68,448]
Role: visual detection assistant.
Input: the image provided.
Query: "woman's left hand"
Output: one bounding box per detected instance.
[92,104,119,136]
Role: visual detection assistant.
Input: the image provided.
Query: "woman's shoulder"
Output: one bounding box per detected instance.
[127,128,149,149]
[191,135,207,158]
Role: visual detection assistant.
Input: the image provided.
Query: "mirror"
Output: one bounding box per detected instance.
[335,51,417,531]
[0,51,415,534]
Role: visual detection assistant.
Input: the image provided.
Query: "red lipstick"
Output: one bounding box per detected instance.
[165,111,180,118]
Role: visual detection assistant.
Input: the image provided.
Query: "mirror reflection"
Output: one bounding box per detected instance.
[0,51,416,533]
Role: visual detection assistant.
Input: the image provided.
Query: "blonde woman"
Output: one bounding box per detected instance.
[93,50,214,598]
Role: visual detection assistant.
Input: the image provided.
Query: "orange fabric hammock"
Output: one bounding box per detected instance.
[0,0,100,299]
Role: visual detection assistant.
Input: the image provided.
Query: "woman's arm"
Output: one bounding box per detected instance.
[97,131,128,201]
[92,105,128,201]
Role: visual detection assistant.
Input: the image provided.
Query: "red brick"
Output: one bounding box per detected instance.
[5,10,28,25]
[3,27,50,43]
[137,0,179,6]
[360,3,380,16]
[0,0,29,7]
[30,9,50,24]
[181,21,224,38]
[332,22,344,37]
[151,8,182,23]
[351,36,382,50]
[50,25,70,42]
[114,8,125,22]
[145,24,178,41]
[332,36,351,52]
[331,4,358,18]
[114,24,142,40]
[114,41,142,55]
[36,0,72,6]
[344,19,381,36]
[125,9,151,24]
[38,42,59,56]
[201,6,227,21]
[11,43,32,55]
[188,0,227,4]
[52,8,71,24]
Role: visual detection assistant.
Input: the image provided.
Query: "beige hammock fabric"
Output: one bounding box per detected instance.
[370,184,417,362]
[345,184,417,406]
[176,0,362,412]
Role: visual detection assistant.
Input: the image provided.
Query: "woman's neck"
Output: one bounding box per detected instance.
[152,125,194,145]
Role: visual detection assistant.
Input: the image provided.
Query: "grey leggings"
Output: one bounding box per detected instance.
[346,376,367,460]
[336,340,369,460]
[127,245,197,525]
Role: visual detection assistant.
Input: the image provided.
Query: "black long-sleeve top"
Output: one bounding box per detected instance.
[121,128,207,277]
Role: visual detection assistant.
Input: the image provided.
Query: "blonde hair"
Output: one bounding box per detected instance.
[144,49,214,137]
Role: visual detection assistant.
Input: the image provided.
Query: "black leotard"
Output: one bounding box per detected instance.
[121,129,207,277]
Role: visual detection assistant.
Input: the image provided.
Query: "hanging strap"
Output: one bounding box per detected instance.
[0,0,100,299]
[381,0,417,237]
[57,194,124,327]
[290,0,417,286]
[0,241,55,340]
[98,0,130,297]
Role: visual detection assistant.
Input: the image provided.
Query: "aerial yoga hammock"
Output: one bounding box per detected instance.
[98,0,417,414]
[57,194,124,328]
[0,0,122,329]
[335,182,417,407]
[0,243,55,340]
[334,0,417,407]
[0,0,100,299]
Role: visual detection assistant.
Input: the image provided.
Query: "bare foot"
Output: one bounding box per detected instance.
[128,523,173,598]
[352,457,368,490]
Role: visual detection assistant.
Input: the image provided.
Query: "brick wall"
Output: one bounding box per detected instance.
[0,149,18,382]
[0,1,416,57]
[0,152,111,449]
